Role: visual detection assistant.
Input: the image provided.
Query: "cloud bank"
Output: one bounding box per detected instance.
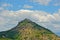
[0,9,60,35]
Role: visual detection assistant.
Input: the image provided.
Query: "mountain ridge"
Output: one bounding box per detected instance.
[0,19,60,40]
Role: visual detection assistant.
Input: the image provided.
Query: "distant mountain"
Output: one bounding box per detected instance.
[0,19,60,40]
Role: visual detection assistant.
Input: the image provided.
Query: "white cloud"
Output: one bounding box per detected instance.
[0,3,13,11]
[0,17,6,25]
[53,0,60,6]
[0,9,60,34]
[54,3,60,6]
[23,4,33,9]
[2,3,13,7]
[30,0,51,5]
[53,9,60,22]
[30,0,60,6]
[0,7,4,10]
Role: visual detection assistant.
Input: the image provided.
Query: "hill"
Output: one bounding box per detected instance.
[0,19,60,40]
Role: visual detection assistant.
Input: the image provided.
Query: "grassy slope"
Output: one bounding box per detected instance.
[0,19,60,40]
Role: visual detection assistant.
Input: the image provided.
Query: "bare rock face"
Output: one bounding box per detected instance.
[0,19,60,40]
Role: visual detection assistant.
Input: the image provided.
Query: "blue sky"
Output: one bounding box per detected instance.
[0,0,60,36]
[0,0,60,13]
